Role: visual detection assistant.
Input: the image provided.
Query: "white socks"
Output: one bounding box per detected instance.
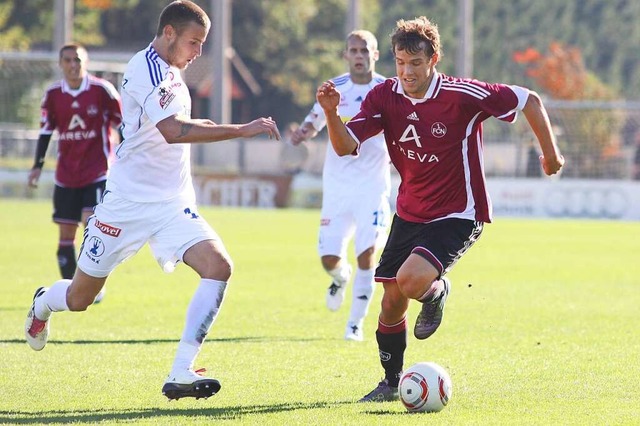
[35,279,71,320]
[327,263,351,286]
[171,278,227,373]
[348,268,375,325]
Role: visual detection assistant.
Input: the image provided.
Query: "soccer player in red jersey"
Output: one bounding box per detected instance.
[316,16,565,401]
[28,44,123,283]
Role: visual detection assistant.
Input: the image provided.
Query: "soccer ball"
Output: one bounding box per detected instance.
[399,362,452,413]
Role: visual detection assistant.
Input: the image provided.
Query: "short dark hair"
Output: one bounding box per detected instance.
[156,1,211,37]
[59,43,87,60]
[391,16,441,58]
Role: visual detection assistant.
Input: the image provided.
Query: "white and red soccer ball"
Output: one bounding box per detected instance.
[399,362,452,413]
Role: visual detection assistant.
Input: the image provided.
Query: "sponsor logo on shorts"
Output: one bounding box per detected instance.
[320,218,330,226]
[84,236,105,264]
[94,219,121,237]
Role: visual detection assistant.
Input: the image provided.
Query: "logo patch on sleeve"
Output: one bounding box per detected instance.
[158,86,176,109]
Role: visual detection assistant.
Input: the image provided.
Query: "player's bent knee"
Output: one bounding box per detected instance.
[200,257,233,281]
[396,274,427,300]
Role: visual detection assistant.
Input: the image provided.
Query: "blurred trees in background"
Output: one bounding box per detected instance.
[0,0,638,126]
[514,42,625,178]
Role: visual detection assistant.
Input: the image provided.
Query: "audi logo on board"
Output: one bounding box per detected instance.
[544,187,627,219]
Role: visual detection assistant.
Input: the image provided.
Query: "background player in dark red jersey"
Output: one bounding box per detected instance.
[28,44,123,284]
[316,16,564,402]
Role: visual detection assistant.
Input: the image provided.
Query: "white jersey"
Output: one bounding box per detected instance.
[108,44,195,202]
[304,73,390,201]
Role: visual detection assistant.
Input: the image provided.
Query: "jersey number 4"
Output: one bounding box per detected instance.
[398,124,422,148]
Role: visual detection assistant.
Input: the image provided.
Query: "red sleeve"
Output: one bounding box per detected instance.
[470,80,524,123]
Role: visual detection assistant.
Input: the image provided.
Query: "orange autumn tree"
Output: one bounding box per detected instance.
[513,42,623,178]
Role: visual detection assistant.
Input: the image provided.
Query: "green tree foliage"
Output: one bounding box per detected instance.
[514,42,624,178]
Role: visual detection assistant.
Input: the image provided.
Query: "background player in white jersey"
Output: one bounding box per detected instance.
[25,0,280,401]
[316,16,564,401]
[27,44,122,289]
[290,30,391,342]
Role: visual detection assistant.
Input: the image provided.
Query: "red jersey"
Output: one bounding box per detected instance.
[40,74,123,188]
[346,72,529,223]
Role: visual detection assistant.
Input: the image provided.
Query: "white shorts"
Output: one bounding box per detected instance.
[318,192,390,259]
[77,191,220,278]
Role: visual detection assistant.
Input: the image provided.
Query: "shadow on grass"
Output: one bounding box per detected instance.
[0,336,328,345]
[0,401,352,424]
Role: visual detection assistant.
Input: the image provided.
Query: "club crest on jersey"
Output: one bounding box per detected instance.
[431,122,447,138]
[87,105,99,116]
[158,86,176,109]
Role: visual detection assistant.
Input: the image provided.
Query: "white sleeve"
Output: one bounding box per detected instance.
[510,85,530,111]
[124,72,183,125]
[302,102,327,132]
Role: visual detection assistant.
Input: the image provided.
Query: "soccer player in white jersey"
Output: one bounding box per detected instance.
[290,30,391,342]
[315,17,564,401]
[24,0,280,400]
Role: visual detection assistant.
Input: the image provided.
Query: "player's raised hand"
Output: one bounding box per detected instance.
[241,117,281,140]
[540,153,565,176]
[316,81,341,112]
[289,125,308,146]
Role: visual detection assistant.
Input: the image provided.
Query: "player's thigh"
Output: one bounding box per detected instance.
[317,211,354,259]
[53,185,82,225]
[149,201,222,273]
[353,194,391,257]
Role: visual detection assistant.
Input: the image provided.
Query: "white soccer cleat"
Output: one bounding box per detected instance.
[162,368,221,400]
[25,287,50,351]
[326,282,347,311]
[344,322,364,341]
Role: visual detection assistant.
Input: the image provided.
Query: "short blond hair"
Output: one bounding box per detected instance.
[347,30,378,51]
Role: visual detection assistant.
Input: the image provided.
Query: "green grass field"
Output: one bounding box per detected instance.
[1,200,638,425]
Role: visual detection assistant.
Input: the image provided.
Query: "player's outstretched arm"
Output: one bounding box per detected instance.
[156,115,281,144]
[316,81,357,156]
[289,122,318,146]
[522,91,565,176]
